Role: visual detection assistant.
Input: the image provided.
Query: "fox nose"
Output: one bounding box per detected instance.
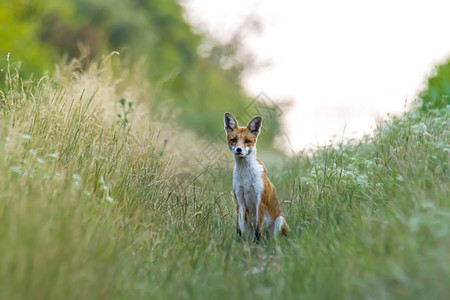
[236,148,242,153]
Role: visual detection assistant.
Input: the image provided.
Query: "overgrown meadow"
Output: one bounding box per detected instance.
[0,58,448,299]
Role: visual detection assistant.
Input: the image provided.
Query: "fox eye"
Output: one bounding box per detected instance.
[245,140,251,144]
[230,138,237,143]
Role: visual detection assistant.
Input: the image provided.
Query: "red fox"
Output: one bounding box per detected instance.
[224,112,289,242]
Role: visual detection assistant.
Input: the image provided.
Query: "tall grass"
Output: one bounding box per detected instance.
[0,59,448,299]
[271,108,449,299]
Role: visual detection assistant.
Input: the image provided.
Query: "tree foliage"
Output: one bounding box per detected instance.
[420,59,450,110]
[0,0,280,146]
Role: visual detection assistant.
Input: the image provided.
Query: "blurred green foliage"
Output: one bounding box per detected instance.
[0,0,280,146]
[0,0,72,75]
[420,59,450,110]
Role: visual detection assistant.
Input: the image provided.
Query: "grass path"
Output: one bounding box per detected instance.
[0,62,448,299]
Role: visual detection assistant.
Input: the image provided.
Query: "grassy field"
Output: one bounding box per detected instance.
[0,59,449,300]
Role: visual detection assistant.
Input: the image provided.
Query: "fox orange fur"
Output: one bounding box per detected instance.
[224,112,289,242]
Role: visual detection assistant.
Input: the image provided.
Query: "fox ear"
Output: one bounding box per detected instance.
[224,112,238,132]
[247,116,262,136]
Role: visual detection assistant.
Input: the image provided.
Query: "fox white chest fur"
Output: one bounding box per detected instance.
[233,153,264,217]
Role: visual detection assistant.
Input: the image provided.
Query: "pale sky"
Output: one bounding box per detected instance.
[183,0,450,152]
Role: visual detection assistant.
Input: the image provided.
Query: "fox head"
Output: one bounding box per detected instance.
[224,112,262,158]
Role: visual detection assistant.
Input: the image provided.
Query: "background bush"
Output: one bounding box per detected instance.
[420,58,450,110]
[0,0,280,147]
